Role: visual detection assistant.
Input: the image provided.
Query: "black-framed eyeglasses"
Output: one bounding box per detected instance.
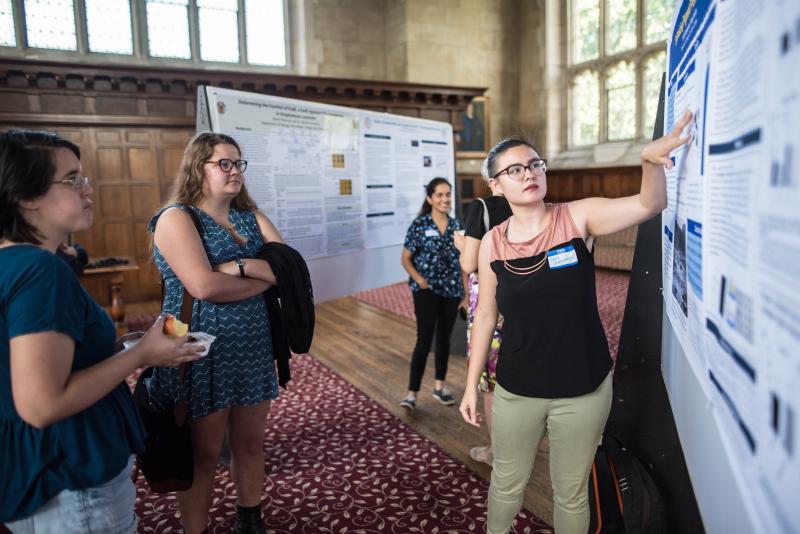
[52,176,91,191]
[493,159,547,180]
[206,159,247,173]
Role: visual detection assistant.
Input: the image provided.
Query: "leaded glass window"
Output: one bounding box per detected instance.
[0,0,15,47]
[572,70,600,146]
[146,0,191,59]
[642,51,666,137]
[572,0,599,64]
[198,0,239,63]
[569,0,671,145]
[25,0,77,50]
[606,61,636,140]
[645,0,672,44]
[605,0,637,55]
[245,0,286,66]
[86,0,133,55]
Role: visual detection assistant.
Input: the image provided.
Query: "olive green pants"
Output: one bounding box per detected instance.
[487,372,612,534]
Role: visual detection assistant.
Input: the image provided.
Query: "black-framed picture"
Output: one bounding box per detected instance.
[456,96,490,157]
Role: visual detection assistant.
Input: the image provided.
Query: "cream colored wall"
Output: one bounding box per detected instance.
[290,0,389,80]
[291,0,549,149]
[402,0,523,142]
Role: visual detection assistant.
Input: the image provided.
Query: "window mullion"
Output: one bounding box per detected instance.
[74,0,87,54]
[637,0,644,48]
[599,0,606,58]
[13,0,26,49]
[636,54,644,139]
[188,0,199,63]
[131,0,146,60]
[237,0,246,65]
[599,0,606,142]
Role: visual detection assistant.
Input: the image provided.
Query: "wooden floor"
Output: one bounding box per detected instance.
[311,296,555,524]
[126,295,555,524]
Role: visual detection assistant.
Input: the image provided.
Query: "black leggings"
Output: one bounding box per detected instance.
[408,289,460,392]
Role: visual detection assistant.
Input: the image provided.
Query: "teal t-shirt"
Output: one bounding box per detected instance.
[0,245,145,523]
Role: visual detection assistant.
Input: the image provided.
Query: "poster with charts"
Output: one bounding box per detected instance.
[200,87,454,259]
[664,0,715,390]
[666,1,800,531]
[360,113,455,249]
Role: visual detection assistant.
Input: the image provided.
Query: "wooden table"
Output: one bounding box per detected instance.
[80,259,139,334]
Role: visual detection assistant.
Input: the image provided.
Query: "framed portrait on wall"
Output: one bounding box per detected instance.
[456,96,490,157]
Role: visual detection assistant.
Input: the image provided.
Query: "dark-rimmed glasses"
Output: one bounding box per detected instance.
[493,159,547,180]
[206,159,248,173]
[52,176,91,191]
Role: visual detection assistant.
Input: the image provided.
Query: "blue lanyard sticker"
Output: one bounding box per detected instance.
[424,229,440,238]
[547,244,579,269]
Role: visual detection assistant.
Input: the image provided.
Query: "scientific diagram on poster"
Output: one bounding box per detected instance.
[664,1,800,531]
[198,86,455,261]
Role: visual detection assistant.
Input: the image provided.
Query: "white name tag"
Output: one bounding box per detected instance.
[547,244,579,269]
[424,229,440,237]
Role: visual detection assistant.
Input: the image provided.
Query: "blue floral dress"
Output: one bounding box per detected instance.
[146,205,278,420]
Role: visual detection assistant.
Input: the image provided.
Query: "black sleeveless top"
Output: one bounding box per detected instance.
[490,214,612,398]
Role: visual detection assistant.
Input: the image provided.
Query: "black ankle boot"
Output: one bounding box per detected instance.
[233,504,265,534]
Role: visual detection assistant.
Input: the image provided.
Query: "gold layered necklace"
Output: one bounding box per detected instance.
[500,217,549,275]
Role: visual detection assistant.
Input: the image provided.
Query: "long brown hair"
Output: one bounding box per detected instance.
[164,131,256,211]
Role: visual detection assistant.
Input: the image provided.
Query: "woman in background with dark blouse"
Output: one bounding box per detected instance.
[399,178,468,410]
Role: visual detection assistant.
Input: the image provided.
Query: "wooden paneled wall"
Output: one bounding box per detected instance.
[545,166,643,202]
[1,59,485,304]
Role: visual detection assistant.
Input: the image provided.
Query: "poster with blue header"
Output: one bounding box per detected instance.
[663,0,715,394]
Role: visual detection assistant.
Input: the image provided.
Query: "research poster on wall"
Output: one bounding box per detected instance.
[665,0,800,531]
[198,86,455,259]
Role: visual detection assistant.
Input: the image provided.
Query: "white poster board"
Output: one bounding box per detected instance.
[198,86,455,302]
[663,1,800,532]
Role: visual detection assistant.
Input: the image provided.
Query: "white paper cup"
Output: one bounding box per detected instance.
[185,332,216,357]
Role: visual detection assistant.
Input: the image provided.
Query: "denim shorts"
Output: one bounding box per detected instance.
[6,457,137,534]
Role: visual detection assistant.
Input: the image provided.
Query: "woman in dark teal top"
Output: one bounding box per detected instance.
[0,130,201,532]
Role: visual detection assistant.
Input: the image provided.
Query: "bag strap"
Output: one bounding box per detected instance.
[477,197,490,233]
[165,205,203,425]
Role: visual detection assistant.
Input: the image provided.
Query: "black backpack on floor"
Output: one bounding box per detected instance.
[588,434,666,534]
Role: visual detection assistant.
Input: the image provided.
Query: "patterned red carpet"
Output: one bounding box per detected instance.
[355,269,631,358]
[96,274,630,533]
[134,354,551,533]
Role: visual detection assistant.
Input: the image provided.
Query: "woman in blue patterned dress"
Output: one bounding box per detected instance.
[399,178,468,410]
[149,132,283,534]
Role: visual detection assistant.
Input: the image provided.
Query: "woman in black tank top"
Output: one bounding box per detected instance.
[459,111,693,534]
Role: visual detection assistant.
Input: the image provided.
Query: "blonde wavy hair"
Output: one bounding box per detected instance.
[165,131,257,211]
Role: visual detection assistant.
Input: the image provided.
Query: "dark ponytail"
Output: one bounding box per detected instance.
[418,177,451,216]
